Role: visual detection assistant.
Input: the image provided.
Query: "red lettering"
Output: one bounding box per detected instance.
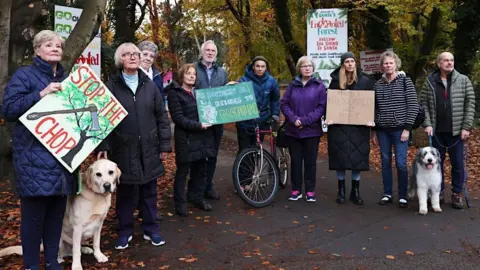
[33,116,77,155]
[109,109,127,126]
[100,98,116,115]
[77,71,97,89]
[70,66,89,84]
[85,85,106,101]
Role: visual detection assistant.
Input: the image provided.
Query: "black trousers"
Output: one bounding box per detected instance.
[116,179,159,237]
[205,125,223,192]
[237,129,264,153]
[177,159,208,205]
[288,135,321,193]
[20,195,67,269]
[432,132,465,194]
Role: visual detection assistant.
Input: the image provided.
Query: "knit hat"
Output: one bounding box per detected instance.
[251,55,269,70]
[340,52,356,64]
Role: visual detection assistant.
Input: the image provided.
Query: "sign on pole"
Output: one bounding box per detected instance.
[195,82,259,125]
[19,65,128,172]
[325,90,375,126]
[360,48,393,75]
[54,5,101,78]
[307,8,348,87]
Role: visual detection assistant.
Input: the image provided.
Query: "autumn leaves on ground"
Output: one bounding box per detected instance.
[1,127,480,269]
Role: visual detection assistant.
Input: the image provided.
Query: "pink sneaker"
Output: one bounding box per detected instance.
[288,190,302,201]
[306,192,316,202]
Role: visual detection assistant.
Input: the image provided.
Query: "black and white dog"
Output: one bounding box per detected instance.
[407,146,443,215]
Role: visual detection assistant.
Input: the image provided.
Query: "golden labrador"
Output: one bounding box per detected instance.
[0,159,120,270]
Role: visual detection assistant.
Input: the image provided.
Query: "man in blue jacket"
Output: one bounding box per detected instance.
[192,40,228,201]
[236,56,280,151]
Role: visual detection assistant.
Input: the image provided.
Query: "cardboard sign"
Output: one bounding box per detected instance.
[195,82,259,125]
[19,65,128,173]
[325,90,375,125]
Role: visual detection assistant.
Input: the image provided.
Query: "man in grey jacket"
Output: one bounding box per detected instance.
[420,51,476,209]
[190,40,228,201]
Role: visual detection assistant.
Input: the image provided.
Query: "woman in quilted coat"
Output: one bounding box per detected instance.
[2,30,75,270]
[326,52,375,205]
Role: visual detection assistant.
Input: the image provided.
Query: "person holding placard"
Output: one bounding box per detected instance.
[2,30,76,270]
[280,56,327,203]
[96,42,171,250]
[167,64,216,217]
[372,51,419,208]
[326,52,375,205]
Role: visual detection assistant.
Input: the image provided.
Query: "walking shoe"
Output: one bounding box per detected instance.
[115,235,132,249]
[144,233,166,246]
[399,198,408,208]
[306,192,316,202]
[288,190,302,201]
[451,193,464,209]
[205,190,220,200]
[378,195,392,205]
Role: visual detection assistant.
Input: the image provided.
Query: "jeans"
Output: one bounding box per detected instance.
[288,135,321,193]
[432,132,464,194]
[20,196,67,269]
[337,170,361,181]
[116,180,159,237]
[377,129,409,198]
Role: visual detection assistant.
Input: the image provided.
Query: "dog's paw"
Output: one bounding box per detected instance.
[81,247,93,254]
[418,208,428,215]
[57,257,65,264]
[72,263,83,270]
[433,207,442,213]
[94,252,109,263]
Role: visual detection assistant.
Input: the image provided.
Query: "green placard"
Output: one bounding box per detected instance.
[195,82,259,124]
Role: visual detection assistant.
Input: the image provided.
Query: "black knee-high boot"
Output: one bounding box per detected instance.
[350,180,364,205]
[336,180,346,204]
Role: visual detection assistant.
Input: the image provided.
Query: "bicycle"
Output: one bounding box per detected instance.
[232,116,290,208]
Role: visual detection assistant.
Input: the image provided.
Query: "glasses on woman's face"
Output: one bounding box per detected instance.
[300,65,313,69]
[122,52,141,59]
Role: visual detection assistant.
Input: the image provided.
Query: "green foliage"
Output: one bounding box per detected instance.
[58,74,114,144]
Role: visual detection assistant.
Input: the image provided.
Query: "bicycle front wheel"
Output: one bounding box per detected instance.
[232,147,279,208]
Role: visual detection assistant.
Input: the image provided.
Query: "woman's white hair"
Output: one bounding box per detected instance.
[33,30,64,49]
[379,51,402,70]
[114,42,141,68]
[296,56,316,74]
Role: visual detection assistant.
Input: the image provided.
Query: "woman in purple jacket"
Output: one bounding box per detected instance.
[280,56,327,202]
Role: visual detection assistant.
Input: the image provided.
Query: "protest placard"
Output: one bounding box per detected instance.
[325,90,375,125]
[19,65,128,173]
[195,82,259,125]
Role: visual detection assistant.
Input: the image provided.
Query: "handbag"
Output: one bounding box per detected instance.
[403,77,425,129]
[276,122,288,148]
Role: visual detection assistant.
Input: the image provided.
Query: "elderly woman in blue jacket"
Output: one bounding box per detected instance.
[2,30,76,270]
[235,56,280,152]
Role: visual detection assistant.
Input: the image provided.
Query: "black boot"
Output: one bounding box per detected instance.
[336,180,346,204]
[350,180,364,205]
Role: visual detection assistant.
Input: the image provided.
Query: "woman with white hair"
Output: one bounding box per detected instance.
[137,40,165,102]
[372,51,419,208]
[2,30,75,270]
[96,42,171,249]
[280,56,327,203]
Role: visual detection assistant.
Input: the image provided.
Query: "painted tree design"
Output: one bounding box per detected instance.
[56,73,115,168]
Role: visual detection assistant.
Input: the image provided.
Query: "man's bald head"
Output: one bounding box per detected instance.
[436,52,454,74]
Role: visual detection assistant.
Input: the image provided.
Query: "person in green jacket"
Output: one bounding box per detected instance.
[420,51,476,209]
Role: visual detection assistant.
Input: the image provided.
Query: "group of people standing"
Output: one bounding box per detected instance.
[1,28,475,270]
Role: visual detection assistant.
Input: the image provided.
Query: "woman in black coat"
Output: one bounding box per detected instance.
[97,42,171,249]
[167,63,216,217]
[326,52,375,205]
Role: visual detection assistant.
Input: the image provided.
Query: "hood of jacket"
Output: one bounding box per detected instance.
[243,63,271,84]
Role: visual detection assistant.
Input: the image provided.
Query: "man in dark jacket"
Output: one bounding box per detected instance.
[192,40,228,201]
[236,56,280,152]
[420,51,476,209]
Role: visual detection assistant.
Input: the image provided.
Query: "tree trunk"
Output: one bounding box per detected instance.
[0,0,12,102]
[410,8,441,84]
[147,0,162,62]
[272,0,304,77]
[61,0,108,74]
[61,131,89,168]
[453,0,480,76]
[365,6,392,50]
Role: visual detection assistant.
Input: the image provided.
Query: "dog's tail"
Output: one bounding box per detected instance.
[0,246,23,257]
[0,243,43,257]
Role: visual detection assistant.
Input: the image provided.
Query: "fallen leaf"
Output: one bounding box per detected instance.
[308,225,316,228]
[167,212,173,216]
[185,257,198,263]
[178,258,186,261]
[236,231,247,235]
[217,221,223,224]
[331,253,341,257]
[362,247,366,250]
[203,219,209,223]
[226,222,231,225]
[405,251,414,255]
[158,265,170,270]
[303,216,308,219]
[204,216,210,218]
[293,220,299,224]
[137,261,145,267]
[386,255,395,260]
[195,216,201,220]
[262,261,270,265]
[383,226,390,230]
[308,250,318,254]
[445,250,451,253]
[274,243,281,247]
